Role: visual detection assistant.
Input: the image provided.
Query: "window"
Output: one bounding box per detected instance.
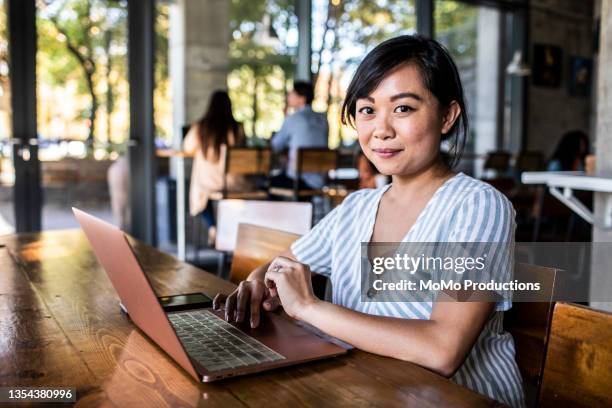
[436,0,522,176]
[36,0,129,160]
[228,0,298,140]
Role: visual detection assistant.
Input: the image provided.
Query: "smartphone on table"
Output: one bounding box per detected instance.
[120,292,213,315]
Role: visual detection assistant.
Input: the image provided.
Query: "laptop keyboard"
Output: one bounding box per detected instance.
[168,309,285,372]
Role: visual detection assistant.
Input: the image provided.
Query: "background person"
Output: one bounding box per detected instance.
[547,130,589,171]
[183,90,251,231]
[270,81,329,189]
[107,154,129,230]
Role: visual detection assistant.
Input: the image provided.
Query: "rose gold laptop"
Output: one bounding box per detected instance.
[73,208,348,382]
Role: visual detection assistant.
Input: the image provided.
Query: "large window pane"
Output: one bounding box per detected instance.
[37,0,129,157]
[435,0,502,176]
[36,0,128,230]
[228,0,298,140]
[155,2,172,147]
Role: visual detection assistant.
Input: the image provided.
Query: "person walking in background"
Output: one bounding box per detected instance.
[107,154,129,230]
[183,90,251,232]
[547,130,590,171]
[270,81,329,189]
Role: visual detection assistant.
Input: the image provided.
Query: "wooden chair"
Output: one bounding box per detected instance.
[230,223,328,298]
[215,199,312,252]
[209,198,311,278]
[191,147,271,255]
[220,147,271,200]
[269,147,337,200]
[229,223,301,284]
[482,151,514,197]
[538,302,612,407]
[504,263,558,396]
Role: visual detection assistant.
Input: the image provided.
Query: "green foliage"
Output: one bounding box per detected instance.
[37,0,130,149]
[228,0,298,137]
[37,18,80,87]
[340,0,416,52]
[154,4,171,140]
[435,0,478,63]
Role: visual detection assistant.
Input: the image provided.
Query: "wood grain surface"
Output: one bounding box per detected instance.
[538,302,612,407]
[230,223,300,283]
[0,230,502,407]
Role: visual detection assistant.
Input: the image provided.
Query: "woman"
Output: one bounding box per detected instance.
[547,130,589,171]
[213,36,524,407]
[183,90,248,226]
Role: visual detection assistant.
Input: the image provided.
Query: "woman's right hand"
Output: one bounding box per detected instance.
[212,279,281,328]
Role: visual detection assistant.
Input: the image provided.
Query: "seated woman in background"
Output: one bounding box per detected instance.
[184,90,251,230]
[214,36,524,407]
[547,130,589,171]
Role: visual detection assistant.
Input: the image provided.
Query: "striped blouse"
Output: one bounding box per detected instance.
[291,172,525,408]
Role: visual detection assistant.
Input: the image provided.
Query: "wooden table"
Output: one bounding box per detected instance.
[0,230,502,407]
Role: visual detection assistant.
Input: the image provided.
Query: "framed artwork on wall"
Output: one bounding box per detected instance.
[568,57,592,97]
[533,44,562,88]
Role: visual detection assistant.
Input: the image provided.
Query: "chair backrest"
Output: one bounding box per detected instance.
[297,148,337,174]
[215,199,312,251]
[539,302,612,407]
[225,147,271,175]
[483,151,511,172]
[504,263,558,388]
[230,223,301,283]
[515,151,544,173]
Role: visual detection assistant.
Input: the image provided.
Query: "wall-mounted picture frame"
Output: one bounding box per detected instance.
[568,57,592,97]
[533,44,562,88]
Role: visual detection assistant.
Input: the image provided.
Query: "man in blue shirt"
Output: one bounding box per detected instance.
[270,81,329,189]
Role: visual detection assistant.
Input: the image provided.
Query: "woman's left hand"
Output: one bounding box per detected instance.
[264,256,319,320]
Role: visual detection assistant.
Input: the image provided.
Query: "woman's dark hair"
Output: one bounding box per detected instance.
[293,81,315,105]
[196,90,242,161]
[550,130,589,170]
[341,35,469,168]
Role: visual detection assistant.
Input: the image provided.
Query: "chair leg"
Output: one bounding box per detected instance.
[216,251,226,278]
[196,219,204,264]
[532,190,544,242]
[192,217,200,264]
[190,217,195,262]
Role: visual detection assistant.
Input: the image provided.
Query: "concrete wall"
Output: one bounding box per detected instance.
[526,0,595,158]
[592,0,612,312]
[169,0,230,146]
[474,7,501,177]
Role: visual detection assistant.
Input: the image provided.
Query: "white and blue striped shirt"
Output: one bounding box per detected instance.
[291,172,525,407]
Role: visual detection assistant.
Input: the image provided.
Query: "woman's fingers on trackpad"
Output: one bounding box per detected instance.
[212,293,227,310]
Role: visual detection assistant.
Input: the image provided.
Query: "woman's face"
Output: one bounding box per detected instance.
[355,64,459,177]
